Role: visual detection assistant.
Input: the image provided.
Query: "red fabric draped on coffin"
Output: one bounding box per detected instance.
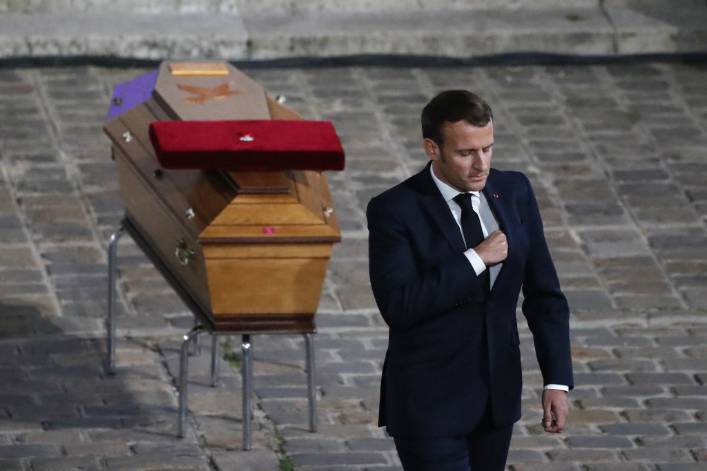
[149,120,345,171]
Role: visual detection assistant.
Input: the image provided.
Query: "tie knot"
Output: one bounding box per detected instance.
[453,192,474,212]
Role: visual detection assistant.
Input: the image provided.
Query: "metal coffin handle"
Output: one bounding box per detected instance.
[175,239,196,266]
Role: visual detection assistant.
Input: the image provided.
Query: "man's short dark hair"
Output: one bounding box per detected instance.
[421,90,493,146]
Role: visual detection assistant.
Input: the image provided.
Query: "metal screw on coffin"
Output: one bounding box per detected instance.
[323,207,334,218]
[185,208,196,220]
[122,131,133,143]
[275,95,287,104]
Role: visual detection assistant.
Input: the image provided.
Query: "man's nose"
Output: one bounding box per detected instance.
[472,151,488,168]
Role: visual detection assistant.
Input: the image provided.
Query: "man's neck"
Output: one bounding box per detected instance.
[430,162,479,198]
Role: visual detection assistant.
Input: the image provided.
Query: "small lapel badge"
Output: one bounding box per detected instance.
[493,192,501,199]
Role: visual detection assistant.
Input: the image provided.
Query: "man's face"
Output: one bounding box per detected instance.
[425,120,494,192]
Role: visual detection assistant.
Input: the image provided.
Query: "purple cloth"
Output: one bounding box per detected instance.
[105,70,158,122]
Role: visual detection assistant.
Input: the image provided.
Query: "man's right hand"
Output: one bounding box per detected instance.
[475,230,508,266]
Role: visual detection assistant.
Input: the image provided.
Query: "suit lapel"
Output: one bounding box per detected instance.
[482,173,512,293]
[482,175,510,235]
[414,164,467,253]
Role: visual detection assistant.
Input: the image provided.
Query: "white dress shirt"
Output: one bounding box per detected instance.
[429,165,568,393]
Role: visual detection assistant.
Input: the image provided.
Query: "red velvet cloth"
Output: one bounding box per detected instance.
[149,120,345,171]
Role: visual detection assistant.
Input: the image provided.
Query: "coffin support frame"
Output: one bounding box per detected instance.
[105,220,318,451]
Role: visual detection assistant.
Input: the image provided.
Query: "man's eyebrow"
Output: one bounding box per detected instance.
[456,142,494,151]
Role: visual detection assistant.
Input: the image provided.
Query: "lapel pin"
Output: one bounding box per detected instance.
[493,192,501,199]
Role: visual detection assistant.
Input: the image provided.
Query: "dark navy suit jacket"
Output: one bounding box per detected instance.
[367,163,573,438]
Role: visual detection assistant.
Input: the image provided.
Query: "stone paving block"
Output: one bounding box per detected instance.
[561,409,621,425]
[623,409,692,423]
[614,295,684,311]
[291,451,388,466]
[622,447,695,462]
[0,443,62,458]
[512,464,581,471]
[507,448,547,462]
[546,449,621,462]
[284,436,347,453]
[647,398,707,409]
[573,372,628,386]
[638,435,707,449]
[672,422,707,435]
[30,456,103,471]
[579,397,641,409]
[211,449,281,471]
[297,467,360,471]
[579,229,651,258]
[63,441,130,458]
[673,386,707,397]
[563,290,614,310]
[564,435,634,448]
[599,422,671,436]
[345,437,396,452]
[626,373,695,385]
[614,346,683,360]
[584,465,649,471]
[656,465,707,471]
[0,460,23,471]
[0,246,38,267]
[682,289,707,309]
[587,359,657,372]
[103,454,211,470]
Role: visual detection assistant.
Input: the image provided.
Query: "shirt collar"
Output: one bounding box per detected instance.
[429,163,480,202]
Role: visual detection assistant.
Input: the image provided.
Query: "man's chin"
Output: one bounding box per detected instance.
[465,177,487,191]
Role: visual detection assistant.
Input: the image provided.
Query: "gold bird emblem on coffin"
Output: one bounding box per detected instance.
[177,81,241,104]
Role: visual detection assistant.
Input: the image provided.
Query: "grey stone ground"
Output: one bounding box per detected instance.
[0,61,706,470]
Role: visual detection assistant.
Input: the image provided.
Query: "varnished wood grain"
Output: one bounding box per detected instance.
[206,257,328,315]
[202,243,332,259]
[114,150,212,311]
[211,203,325,226]
[199,223,340,244]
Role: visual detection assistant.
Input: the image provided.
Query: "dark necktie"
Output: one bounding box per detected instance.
[453,192,490,293]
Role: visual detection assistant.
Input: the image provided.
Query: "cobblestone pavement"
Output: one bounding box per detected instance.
[0,62,706,470]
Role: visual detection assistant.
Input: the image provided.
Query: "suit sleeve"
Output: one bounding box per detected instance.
[367,195,483,332]
[520,174,574,389]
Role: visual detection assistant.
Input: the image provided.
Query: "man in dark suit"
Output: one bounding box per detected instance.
[367,90,573,470]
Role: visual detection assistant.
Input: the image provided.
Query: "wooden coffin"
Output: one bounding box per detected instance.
[103,61,343,332]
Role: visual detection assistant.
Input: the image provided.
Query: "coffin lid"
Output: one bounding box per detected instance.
[153,61,270,121]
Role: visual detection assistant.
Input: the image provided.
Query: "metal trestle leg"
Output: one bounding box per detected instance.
[210,335,220,387]
[241,334,253,450]
[106,225,125,375]
[305,333,318,432]
[178,326,204,438]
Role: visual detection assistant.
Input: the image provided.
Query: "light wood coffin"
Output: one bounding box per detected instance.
[104,61,343,331]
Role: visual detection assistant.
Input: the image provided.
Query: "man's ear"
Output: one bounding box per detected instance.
[423,138,440,161]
